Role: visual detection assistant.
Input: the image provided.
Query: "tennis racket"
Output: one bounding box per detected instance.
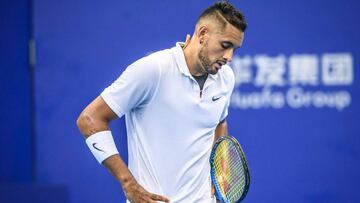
[210,135,250,203]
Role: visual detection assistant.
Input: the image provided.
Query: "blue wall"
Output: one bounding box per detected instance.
[0,0,33,182]
[1,0,360,202]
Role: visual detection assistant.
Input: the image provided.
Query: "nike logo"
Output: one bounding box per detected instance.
[212,96,222,101]
[92,143,104,152]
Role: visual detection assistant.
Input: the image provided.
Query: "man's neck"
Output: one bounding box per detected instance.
[182,42,205,76]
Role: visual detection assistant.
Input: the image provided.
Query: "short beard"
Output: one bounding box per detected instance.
[198,41,217,75]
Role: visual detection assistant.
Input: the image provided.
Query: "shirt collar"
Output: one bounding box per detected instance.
[172,42,218,80]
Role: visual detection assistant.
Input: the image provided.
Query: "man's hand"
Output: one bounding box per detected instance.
[124,178,169,203]
[101,155,169,203]
[211,182,216,198]
[211,182,222,203]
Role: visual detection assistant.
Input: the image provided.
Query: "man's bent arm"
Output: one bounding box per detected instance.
[76,96,169,202]
[77,96,116,137]
[76,96,134,188]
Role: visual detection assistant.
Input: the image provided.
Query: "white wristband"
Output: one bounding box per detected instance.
[85,131,119,164]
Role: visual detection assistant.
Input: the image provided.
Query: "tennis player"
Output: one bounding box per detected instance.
[77,1,247,202]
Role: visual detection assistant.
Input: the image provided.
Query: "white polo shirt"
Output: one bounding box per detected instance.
[101,43,235,203]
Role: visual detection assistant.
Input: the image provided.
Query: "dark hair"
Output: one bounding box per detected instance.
[198,1,247,32]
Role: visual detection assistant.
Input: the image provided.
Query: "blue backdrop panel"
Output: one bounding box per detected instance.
[33,0,360,203]
[0,184,68,203]
[0,0,32,182]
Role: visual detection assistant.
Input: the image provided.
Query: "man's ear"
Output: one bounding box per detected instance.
[197,25,209,44]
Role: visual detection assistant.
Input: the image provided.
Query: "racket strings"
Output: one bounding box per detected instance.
[213,140,246,202]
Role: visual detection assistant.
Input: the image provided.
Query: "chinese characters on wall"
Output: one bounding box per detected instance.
[230,53,353,111]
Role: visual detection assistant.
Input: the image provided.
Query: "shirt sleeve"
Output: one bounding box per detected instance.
[100,55,161,118]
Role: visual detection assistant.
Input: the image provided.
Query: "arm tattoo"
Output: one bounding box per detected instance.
[89,128,99,135]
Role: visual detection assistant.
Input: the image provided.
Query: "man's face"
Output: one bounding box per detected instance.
[198,24,244,75]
